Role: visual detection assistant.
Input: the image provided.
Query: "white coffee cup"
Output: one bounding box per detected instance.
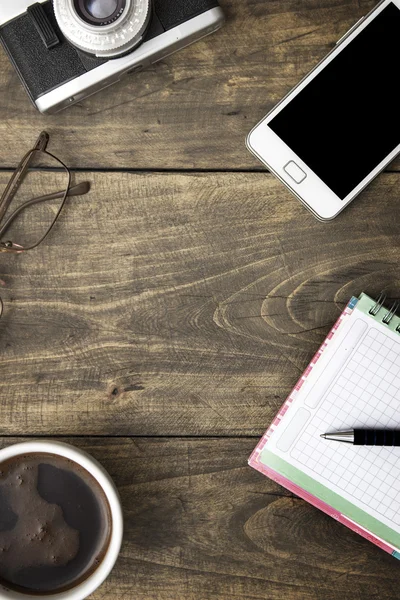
[0,440,124,600]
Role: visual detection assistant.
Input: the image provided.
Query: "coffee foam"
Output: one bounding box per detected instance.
[0,453,111,595]
[0,458,80,578]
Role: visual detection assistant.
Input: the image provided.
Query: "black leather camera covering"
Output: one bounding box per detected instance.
[153,0,219,29]
[0,0,219,102]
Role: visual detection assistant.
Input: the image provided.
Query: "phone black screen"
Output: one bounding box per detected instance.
[269,2,400,200]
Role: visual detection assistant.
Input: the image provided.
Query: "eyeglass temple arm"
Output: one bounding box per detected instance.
[33,132,49,152]
[0,278,4,319]
[0,133,49,224]
[0,182,90,239]
[0,154,36,223]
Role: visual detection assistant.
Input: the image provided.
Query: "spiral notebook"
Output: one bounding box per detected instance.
[249,292,400,558]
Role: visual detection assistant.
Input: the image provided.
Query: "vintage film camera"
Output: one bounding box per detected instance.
[0,0,224,114]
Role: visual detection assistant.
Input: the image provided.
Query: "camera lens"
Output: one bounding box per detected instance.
[55,0,151,58]
[74,0,126,24]
[86,0,118,19]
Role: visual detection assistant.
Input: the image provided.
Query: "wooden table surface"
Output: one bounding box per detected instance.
[1,0,400,598]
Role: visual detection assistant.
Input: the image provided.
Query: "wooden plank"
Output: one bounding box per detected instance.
[0,171,399,435]
[2,0,397,171]
[0,436,399,600]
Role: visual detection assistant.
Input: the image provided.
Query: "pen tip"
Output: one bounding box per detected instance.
[320,433,326,439]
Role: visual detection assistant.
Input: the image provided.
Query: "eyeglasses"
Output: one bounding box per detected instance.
[0,131,90,319]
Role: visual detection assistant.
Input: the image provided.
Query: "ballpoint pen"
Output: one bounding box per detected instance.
[321,429,400,446]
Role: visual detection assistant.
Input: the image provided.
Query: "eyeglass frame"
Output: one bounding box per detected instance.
[0,131,90,318]
[0,132,73,253]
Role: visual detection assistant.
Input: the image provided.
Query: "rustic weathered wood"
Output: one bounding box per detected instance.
[1,0,398,171]
[1,0,400,595]
[1,436,399,600]
[1,170,399,435]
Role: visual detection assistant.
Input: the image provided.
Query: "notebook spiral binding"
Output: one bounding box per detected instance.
[369,292,400,333]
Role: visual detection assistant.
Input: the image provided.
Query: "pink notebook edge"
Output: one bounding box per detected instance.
[248,298,400,558]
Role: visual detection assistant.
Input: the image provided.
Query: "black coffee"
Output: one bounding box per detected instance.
[0,452,112,595]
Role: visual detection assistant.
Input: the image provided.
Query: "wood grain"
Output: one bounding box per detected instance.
[1,170,399,436]
[1,0,399,595]
[1,437,399,600]
[1,0,397,171]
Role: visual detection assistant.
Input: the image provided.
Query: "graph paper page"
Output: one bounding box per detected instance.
[265,303,400,534]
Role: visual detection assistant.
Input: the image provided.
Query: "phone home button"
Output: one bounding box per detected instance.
[284,161,307,184]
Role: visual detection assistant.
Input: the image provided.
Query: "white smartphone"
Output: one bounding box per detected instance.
[246,0,400,221]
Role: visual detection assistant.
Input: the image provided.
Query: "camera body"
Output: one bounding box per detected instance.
[0,0,224,114]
